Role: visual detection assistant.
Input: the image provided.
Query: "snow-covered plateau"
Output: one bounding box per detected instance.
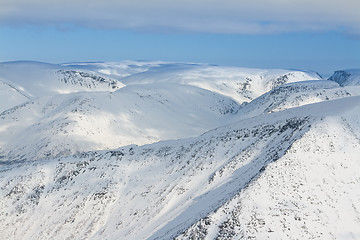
[0,61,359,240]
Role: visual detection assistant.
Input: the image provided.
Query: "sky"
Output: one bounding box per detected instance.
[1,0,360,75]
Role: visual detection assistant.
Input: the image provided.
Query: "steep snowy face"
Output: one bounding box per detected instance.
[328,69,360,86]
[121,64,322,104]
[236,80,360,120]
[0,61,125,99]
[53,70,121,92]
[0,96,359,240]
[0,83,239,161]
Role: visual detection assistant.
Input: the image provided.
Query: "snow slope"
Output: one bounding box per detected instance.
[0,79,30,113]
[0,96,359,240]
[0,83,238,161]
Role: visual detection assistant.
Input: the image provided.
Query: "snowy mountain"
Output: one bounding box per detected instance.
[0,61,359,240]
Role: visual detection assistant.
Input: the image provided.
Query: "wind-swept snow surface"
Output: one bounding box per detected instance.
[0,61,359,240]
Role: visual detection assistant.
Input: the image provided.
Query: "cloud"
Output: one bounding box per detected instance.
[1,0,360,35]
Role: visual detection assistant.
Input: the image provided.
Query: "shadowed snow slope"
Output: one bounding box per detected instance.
[0,96,359,240]
[328,69,360,87]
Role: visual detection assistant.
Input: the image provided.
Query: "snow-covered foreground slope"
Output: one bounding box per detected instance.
[0,83,238,161]
[177,101,360,240]
[120,63,322,104]
[1,96,359,240]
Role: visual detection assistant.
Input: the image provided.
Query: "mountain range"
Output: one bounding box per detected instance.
[0,61,359,239]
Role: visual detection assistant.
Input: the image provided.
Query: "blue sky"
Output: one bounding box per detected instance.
[1,0,359,75]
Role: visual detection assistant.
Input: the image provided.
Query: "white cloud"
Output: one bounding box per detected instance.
[1,0,360,35]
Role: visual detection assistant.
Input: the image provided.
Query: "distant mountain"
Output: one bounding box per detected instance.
[0,61,359,240]
[0,61,321,162]
[0,61,125,100]
[120,63,322,104]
